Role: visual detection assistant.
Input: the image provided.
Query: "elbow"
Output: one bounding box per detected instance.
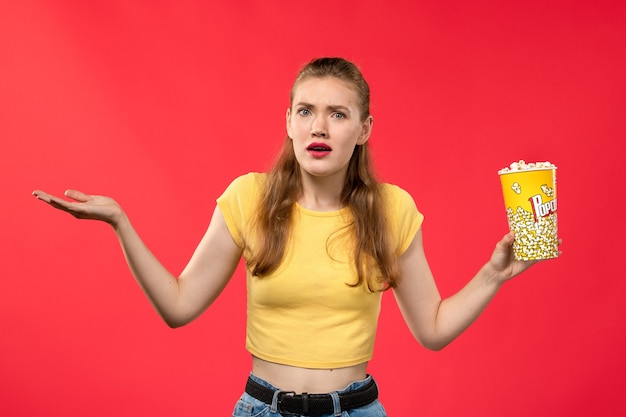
[157,303,200,328]
[416,334,452,352]
[157,296,208,328]
[162,313,193,329]
[165,319,186,329]
[421,340,449,352]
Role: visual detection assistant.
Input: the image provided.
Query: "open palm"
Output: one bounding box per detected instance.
[32,189,123,226]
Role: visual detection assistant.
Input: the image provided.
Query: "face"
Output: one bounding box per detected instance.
[286,76,373,182]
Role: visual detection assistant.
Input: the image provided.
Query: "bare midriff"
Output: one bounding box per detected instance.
[251,356,369,394]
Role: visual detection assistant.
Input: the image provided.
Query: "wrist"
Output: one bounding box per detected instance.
[110,209,129,231]
[481,262,507,288]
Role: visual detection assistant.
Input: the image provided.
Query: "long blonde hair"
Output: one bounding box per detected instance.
[248,57,400,290]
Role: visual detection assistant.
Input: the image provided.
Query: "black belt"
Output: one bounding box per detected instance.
[245,375,378,415]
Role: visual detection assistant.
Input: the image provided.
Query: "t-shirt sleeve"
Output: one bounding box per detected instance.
[383,184,424,255]
[216,173,262,249]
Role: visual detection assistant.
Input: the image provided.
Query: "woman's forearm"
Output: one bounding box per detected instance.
[113,212,184,326]
[427,263,503,350]
[395,231,531,351]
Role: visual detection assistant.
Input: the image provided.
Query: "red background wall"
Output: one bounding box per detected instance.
[2,1,625,416]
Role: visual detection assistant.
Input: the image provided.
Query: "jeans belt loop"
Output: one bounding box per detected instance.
[269,389,281,413]
[301,392,309,415]
[330,391,342,416]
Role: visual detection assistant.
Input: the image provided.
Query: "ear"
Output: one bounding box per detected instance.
[356,115,373,145]
[286,107,293,138]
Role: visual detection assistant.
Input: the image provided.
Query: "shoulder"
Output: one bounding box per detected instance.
[216,173,267,246]
[379,183,418,210]
[219,172,267,199]
[379,183,424,254]
[226,172,267,191]
[217,172,267,210]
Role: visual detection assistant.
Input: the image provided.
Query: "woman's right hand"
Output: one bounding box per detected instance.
[32,189,124,226]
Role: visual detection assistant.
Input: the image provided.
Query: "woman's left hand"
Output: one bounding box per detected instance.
[488,232,561,283]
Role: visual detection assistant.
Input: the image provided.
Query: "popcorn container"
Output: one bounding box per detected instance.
[498,161,559,260]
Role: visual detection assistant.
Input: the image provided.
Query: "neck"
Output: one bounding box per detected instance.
[298,170,346,212]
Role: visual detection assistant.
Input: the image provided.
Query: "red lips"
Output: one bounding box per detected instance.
[306,142,332,151]
[306,142,332,158]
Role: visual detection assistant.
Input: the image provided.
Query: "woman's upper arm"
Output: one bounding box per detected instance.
[174,205,243,324]
[393,228,443,348]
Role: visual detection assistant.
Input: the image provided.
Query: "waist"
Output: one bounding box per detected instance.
[251,356,368,393]
[244,372,379,416]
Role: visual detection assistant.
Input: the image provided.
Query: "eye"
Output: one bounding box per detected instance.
[297,108,311,116]
[331,112,346,119]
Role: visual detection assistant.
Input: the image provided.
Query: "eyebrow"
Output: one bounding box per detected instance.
[295,102,352,114]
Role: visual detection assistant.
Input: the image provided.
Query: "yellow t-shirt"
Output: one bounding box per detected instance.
[217,173,423,368]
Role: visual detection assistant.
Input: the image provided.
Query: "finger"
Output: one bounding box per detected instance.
[33,190,78,212]
[33,190,70,206]
[47,196,80,212]
[64,189,91,202]
[33,189,95,220]
[32,190,53,202]
[497,231,515,248]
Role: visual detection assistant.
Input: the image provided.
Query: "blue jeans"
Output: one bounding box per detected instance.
[232,373,387,417]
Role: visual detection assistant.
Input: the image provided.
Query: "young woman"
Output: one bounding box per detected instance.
[33,57,554,416]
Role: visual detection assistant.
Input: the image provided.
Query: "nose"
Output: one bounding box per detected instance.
[311,117,328,138]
